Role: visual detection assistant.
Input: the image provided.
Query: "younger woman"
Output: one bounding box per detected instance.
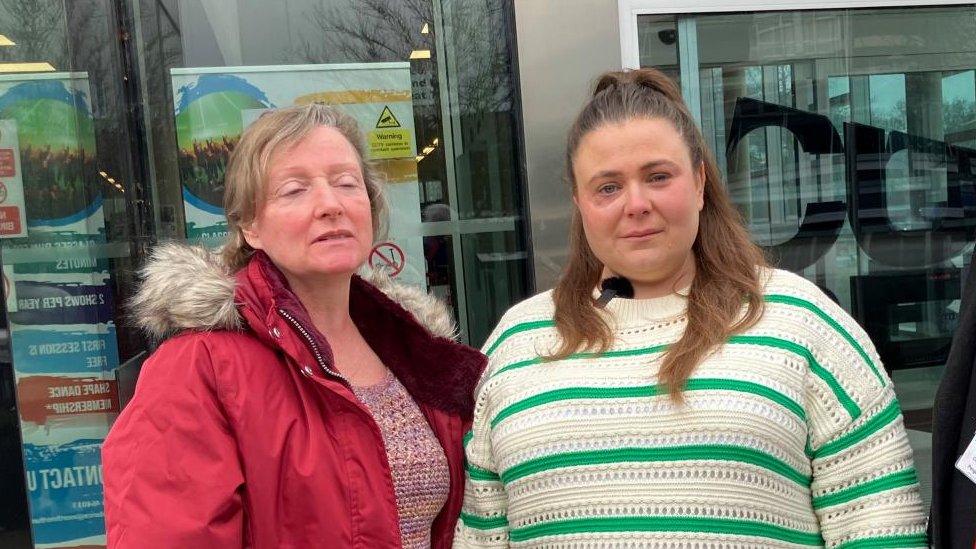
[454,69,926,548]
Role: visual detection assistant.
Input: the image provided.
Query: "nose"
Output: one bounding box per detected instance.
[622,182,652,218]
[312,182,343,219]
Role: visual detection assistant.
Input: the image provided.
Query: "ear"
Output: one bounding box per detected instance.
[695,161,706,211]
[240,220,264,251]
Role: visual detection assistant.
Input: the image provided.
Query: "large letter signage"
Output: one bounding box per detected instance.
[726,98,847,271]
[726,97,976,269]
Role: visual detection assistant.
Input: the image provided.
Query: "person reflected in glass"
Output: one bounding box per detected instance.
[103,104,485,548]
[454,69,927,548]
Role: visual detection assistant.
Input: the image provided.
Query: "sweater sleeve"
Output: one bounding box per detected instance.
[799,290,928,548]
[102,334,245,548]
[454,325,512,547]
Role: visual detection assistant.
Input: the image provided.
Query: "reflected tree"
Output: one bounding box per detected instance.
[0,0,68,66]
[294,0,519,218]
[302,0,429,62]
[295,0,513,119]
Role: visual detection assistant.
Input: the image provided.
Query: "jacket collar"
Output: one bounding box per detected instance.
[129,242,485,418]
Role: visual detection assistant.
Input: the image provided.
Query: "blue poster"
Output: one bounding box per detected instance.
[12,326,119,375]
[1,72,120,548]
[22,440,105,545]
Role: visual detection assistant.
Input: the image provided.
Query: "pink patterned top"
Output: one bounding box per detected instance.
[352,370,450,548]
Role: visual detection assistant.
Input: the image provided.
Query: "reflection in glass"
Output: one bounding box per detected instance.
[0,1,152,546]
[461,229,530,346]
[424,234,457,316]
[638,5,976,508]
[132,0,528,345]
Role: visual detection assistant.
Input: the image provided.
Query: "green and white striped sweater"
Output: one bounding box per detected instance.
[455,268,927,548]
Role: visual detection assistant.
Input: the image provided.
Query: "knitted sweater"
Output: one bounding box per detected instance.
[455,268,927,548]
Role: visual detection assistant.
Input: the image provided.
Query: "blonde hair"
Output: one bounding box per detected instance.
[221,103,388,271]
[551,68,767,399]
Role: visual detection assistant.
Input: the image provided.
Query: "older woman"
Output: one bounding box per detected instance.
[455,69,927,548]
[103,104,485,548]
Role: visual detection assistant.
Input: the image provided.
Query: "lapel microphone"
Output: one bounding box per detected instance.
[595,276,635,308]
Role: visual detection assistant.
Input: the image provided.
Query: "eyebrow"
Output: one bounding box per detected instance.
[588,160,679,182]
[271,162,361,179]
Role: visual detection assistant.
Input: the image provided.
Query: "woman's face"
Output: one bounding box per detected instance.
[242,126,374,286]
[572,117,704,291]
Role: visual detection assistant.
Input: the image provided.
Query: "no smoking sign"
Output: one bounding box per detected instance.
[369,242,405,278]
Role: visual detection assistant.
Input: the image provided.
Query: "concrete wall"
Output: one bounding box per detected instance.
[514,0,622,290]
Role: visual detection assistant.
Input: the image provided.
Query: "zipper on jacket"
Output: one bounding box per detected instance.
[276,308,350,384]
[277,305,406,542]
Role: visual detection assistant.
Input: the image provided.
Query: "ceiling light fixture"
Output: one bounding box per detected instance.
[0,62,55,73]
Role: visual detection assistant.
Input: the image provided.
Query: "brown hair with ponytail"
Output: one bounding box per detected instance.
[551,68,766,399]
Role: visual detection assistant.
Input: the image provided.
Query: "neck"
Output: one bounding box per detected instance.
[286,272,357,335]
[626,253,696,299]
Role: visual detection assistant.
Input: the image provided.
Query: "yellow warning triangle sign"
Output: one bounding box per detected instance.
[375,106,401,129]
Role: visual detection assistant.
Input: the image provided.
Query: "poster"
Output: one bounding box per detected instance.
[0,72,120,548]
[170,63,426,287]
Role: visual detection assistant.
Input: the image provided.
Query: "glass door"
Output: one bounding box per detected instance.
[0,0,155,547]
[129,0,531,345]
[625,0,976,507]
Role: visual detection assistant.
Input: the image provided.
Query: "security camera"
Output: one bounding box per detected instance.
[658,29,677,45]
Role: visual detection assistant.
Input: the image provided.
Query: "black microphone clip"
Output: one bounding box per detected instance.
[595,276,634,308]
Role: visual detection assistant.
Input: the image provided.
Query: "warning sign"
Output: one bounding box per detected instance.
[369,104,412,159]
[375,105,401,128]
[368,128,413,159]
[370,242,405,277]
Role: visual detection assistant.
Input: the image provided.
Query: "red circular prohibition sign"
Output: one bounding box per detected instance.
[369,242,405,277]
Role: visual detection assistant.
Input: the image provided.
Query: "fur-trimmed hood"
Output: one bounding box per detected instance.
[128,242,484,419]
[129,242,457,342]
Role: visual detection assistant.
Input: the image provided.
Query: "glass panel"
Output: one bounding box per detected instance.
[639,5,976,508]
[424,234,457,309]
[132,0,530,344]
[0,0,529,542]
[0,1,151,547]
[637,15,680,86]
[461,227,530,345]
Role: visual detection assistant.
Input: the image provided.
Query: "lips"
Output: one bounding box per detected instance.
[621,228,663,239]
[313,229,353,243]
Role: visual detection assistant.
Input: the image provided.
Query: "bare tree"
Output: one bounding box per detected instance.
[291,0,520,219]
[294,0,513,116]
[302,0,429,63]
[0,0,69,67]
